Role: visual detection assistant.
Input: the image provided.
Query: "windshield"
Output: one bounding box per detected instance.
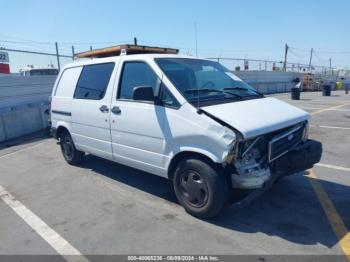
[155,58,262,107]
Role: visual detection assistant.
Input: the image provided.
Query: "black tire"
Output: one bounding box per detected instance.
[59,130,84,165]
[173,158,229,218]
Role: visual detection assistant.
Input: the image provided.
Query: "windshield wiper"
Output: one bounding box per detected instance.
[223,87,264,97]
[185,88,242,100]
[184,88,222,93]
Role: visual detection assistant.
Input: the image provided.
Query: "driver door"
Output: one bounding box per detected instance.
[110,61,168,176]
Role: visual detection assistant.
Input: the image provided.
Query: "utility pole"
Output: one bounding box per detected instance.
[194,22,198,57]
[283,43,288,72]
[329,57,332,74]
[89,46,93,59]
[71,46,75,61]
[55,42,60,71]
[308,48,313,72]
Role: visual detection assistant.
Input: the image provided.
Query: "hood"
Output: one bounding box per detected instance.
[201,97,309,138]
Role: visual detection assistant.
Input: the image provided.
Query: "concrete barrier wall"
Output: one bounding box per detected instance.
[234,71,341,92]
[0,103,50,142]
[0,75,55,142]
[234,71,302,83]
[233,71,304,94]
[0,75,56,108]
[0,71,339,143]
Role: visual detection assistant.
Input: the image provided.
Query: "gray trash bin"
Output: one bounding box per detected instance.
[322,85,331,96]
[291,87,300,100]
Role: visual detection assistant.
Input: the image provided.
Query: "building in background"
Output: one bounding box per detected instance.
[19,64,59,76]
[0,51,10,74]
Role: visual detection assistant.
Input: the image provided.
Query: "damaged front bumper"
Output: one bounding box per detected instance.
[230,139,322,208]
[272,139,322,176]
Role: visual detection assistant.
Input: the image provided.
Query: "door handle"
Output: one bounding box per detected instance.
[99,105,109,113]
[111,106,121,115]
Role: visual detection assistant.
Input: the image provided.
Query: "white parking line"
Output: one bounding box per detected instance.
[316,163,350,172]
[0,185,89,262]
[310,125,350,130]
[299,107,323,110]
[311,102,350,115]
[0,140,48,159]
[332,108,350,112]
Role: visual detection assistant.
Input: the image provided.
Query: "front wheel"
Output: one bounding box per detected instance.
[59,131,84,165]
[173,158,229,218]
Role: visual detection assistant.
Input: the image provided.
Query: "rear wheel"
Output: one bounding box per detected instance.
[59,130,84,165]
[173,158,229,218]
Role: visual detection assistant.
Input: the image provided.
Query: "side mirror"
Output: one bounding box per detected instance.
[132,86,155,102]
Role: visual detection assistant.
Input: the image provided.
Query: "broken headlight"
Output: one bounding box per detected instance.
[302,122,309,141]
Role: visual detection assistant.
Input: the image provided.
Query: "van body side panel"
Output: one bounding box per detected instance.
[70,61,120,160]
[110,101,170,177]
[110,102,232,177]
[53,67,83,98]
[71,100,114,160]
[51,66,83,135]
[159,104,234,170]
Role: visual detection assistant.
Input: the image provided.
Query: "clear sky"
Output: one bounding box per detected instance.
[1,0,349,72]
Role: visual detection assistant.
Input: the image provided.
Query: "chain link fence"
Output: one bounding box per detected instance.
[207,57,337,75]
[1,44,348,76]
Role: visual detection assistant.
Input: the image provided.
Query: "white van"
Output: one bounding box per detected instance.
[51,45,322,218]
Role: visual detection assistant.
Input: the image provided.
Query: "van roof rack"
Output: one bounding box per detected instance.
[75,44,179,59]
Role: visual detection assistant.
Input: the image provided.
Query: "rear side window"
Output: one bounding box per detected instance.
[54,67,82,97]
[74,63,115,100]
[118,62,158,100]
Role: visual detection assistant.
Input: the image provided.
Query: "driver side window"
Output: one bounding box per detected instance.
[118,61,180,108]
[118,61,158,100]
[159,82,180,109]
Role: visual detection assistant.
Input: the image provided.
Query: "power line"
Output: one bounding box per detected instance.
[288,48,308,58]
[1,44,55,54]
[1,36,285,56]
[0,34,53,45]
[0,35,129,47]
[313,51,329,63]
[288,46,310,52]
[139,39,281,53]
[0,47,72,58]
[0,43,75,56]
[2,34,350,54]
[315,50,350,54]
[0,37,345,70]
[0,39,52,45]
[289,45,350,55]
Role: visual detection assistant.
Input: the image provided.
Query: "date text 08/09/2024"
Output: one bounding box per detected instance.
[127,255,219,261]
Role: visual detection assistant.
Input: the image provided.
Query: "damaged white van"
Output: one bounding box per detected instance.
[51,45,322,218]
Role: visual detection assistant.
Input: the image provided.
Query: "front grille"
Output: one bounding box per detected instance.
[268,124,304,162]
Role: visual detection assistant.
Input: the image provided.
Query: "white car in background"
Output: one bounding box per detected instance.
[50,45,322,218]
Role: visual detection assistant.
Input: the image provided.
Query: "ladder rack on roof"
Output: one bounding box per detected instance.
[75,44,179,59]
